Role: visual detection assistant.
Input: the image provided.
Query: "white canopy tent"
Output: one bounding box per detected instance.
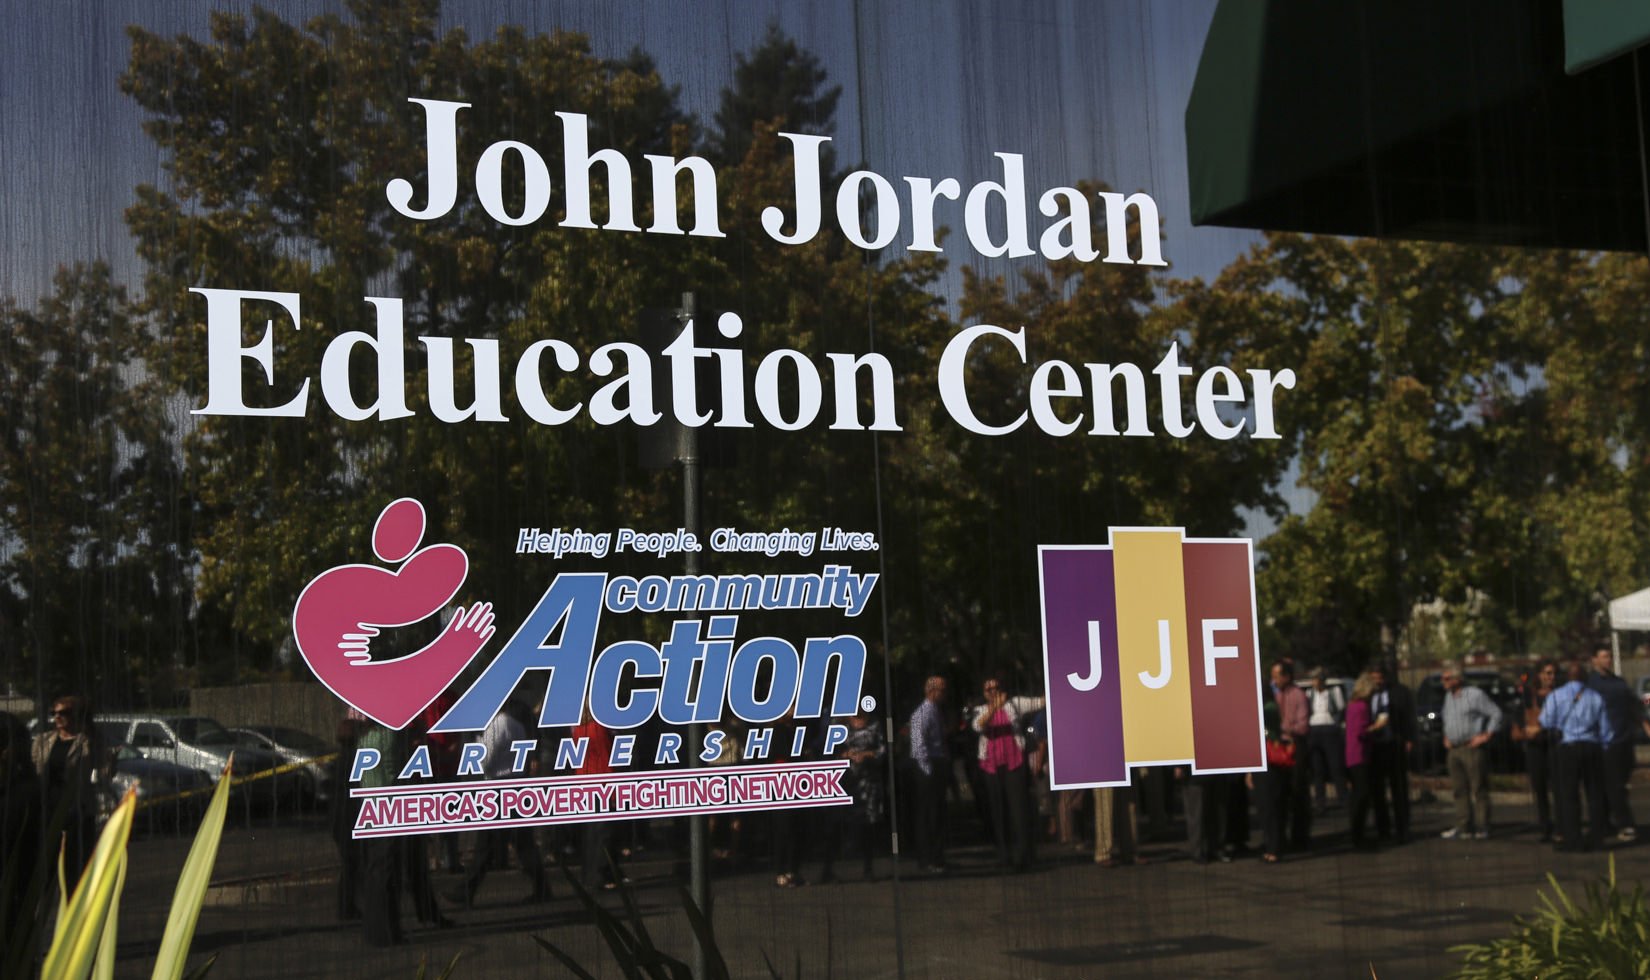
[1607,586,1650,659]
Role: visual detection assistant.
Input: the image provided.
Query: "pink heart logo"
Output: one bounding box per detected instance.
[293,498,494,730]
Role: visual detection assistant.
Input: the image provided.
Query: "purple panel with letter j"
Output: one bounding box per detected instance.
[1038,547,1126,787]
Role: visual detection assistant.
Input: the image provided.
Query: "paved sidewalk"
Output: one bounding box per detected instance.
[108,786,1650,979]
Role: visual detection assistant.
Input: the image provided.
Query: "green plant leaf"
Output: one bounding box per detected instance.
[674,886,734,980]
[533,934,601,980]
[410,952,462,980]
[90,849,128,980]
[57,836,69,922]
[179,954,218,980]
[1448,862,1650,979]
[549,865,647,980]
[150,758,234,980]
[43,787,137,980]
[1546,873,1577,916]
[613,863,659,958]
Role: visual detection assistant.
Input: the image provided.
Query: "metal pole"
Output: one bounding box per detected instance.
[678,293,711,980]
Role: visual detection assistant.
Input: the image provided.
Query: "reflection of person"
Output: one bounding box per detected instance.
[30,694,108,881]
[1180,768,1229,864]
[1344,673,1387,848]
[420,694,464,873]
[1092,781,1141,868]
[824,709,886,881]
[705,720,744,864]
[328,715,366,921]
[908,676,950,873]
[770,712,818,888]
[970,675,1044,872]
[1588,645,1647,841]
[1,712,42,949]
[401,710,454,929]
[1541,661,1613,852]
[1224,772,1251,857]
[1304,668,1346,813]
[1512,660,1559,841]
[460,699,549,905]
[573,706,624,890]
[1369,664,1415,843]
[355,721,405,947]
[1254,698,1295,863]
[1268,660,1312,850]
[1438,661,1504,840]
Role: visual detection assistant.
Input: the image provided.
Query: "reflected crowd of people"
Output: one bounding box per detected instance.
[1,645,1644,954]
[898,648,1645,880]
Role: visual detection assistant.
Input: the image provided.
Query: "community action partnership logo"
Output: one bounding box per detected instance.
[1038,528,1266,788]
[294,498,874,839]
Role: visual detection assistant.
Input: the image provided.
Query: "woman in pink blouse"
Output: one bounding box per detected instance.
[971,675,1045,872]
[1345,672,1390,849]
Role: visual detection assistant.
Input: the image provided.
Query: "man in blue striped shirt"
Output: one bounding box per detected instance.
[1439,662,1503,840]
[1538,661,1614,852]
[909,676,951,873]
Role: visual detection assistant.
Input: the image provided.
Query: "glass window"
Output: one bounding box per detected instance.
[3,2,1646,977]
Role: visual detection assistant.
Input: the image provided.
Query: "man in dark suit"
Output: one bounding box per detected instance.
[1369,663,1415,844]
[1588,645,1648,841]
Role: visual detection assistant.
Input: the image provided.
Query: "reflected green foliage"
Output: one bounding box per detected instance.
[1448,858,1650,979]
[122,0,699,670]
[893,200,1291,674]
[2,0,1646,703]
[117,0,948,681]
[1232,236,1650,669]
[0,264,189,703]
[712,23,841,168]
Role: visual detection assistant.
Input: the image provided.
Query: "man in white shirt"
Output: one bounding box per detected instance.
[1304,668,1346,814]
[908,676,952,873]
[458,700,550,905]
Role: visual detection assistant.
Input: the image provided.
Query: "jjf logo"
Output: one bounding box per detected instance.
[1037,528,1264,789]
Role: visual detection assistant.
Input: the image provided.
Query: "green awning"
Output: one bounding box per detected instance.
[1186,0,1649,252]
[1564,0,1650,74]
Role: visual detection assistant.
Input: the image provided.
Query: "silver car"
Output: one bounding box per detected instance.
[96,714,296,808]
[228,726,336,806]
[103,744,214,830]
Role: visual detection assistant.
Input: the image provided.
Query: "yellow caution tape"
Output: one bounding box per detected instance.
[133,752,339,811]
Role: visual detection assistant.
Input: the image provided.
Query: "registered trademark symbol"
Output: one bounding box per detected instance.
[860,695,877,712]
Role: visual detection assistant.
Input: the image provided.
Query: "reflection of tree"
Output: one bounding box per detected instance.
[69,0,1646,697]
[121,2,687,666]
[0,264,188,704]
[1232,236,1650,670]
[117,1,949,674]
[712,25,840,168]
[885,201,1289,678]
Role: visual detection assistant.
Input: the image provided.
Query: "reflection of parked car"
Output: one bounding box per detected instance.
[103,744,213,830]
[95,714,297,808]
[229,726,334,806]
[1412,671,1523,774]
